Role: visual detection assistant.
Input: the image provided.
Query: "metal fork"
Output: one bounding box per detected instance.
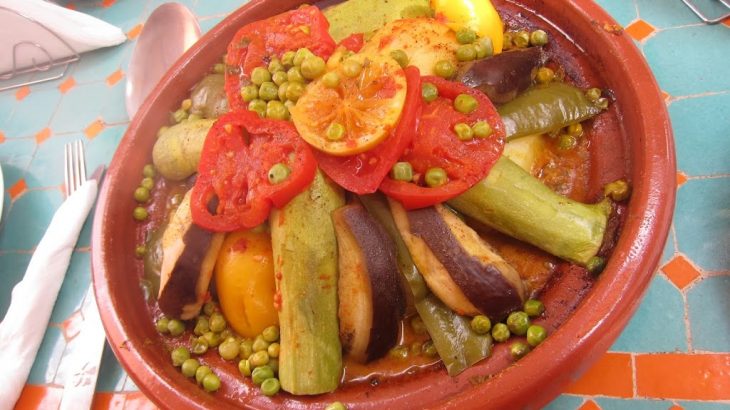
[64,140,87,197]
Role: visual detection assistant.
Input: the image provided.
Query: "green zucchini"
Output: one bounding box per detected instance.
[270,170,345,394]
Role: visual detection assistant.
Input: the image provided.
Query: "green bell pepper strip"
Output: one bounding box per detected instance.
[360,194,492,376]
[498,82,606,140]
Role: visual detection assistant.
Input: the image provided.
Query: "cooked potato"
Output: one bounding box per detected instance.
[190,74,228,119]
[152,119,215,181]
[360,18,459,76]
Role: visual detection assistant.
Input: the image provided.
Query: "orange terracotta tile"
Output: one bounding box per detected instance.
[15,86,30,101]
[0,131,6,144]
[124,392,157,410]
[106,69,124,86]
[9,178,27,200]
[578,400,602,410]
[59,76,76,94]
[565,352,634,398]
[636,353,730,400]
[676,171,688,187]
[669,405,684,410]
[661,90,671,102]
[102,0,116,7]
[35,127,52,144]
[661,254,700,290]
[724,17,730,27]
[14,384,63,410]
[625,19,656,42]
[58,309,84,341]
[85,119,105,139]
[127,23,144,40]
[92,392,126,410]
[65,2,77,10]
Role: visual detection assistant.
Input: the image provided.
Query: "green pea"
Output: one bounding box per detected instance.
[239,339,254,359]
[266,101,289,120]
[421,82,438,102]
[135,245,146,258]
[524,299,545,317]
[513,30,530,48]
[193,316,209,336]
[271,70,288,87]
[536,67,555,84]
[213,63,226,74]
[586,256,606,273]
[268,58,284,73]
[140,177,154,190]
[491,322,510,342]
[241,85,258,102]
[258,82,279,101]
[410,341,423,355]
[133,187,150,203]
[267,342,280,358]
[142,164,155,178]
[251,66,271,85]
[470,315,492,335]
[172,108,188,123]
[510,341,530,360]
[476,37,494,58]
[390,162,413,182]
[325,402,348,410]
[326,122,346,141]
[262,325,280,342]
[252,365,274,385]
[260,377,281,396]
[218,338,240,360]
[249,350,270,367]
[456,28,477,44]
[456,44,477,62]
[454,94,478,114]
[285,81,305,102]
[557,134,577,150]
[203,302,217,316]
[281,51,295,68]
[209,312,226,332]
[567,123,583,136]
[202,331,222,348]
[422,340,438,357]
[195,365,212,384]
[181,98,192,111]
[530,29,549,46]
[181,358,200,378]
[425,167,448,187]
[202,372,221,392]
[191,337,209,355]
[389,345,409,360]
[301,56,326,79]
[586,87,602,102]
[268,358,279,373]
[239,359,252,377]
[322,71,341,88]
[472,121,493,138]
[155,317,169,334]
[454,123,474,141]
[389,49,409,68]
[503,32,514,50]
[604,179,630,202]
[293,48,313,66]
[596,97,609,110]
[526,325,547,347]
[133,206,148,221]
[171,347,190,367]
[248,99,267,118]
[277,82,289,101]
[506,311,530,336]
[342,59,363,78]
[252,335,270,352]
[268,163,291,184]
[433,59,456,78]
[167,319,185,337]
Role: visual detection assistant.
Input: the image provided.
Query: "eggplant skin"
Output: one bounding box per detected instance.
[457,47,544,104]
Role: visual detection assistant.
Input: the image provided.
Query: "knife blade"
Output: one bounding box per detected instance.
[59,165,106,410]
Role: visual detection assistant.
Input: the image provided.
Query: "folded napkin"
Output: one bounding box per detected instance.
[0,179,98,410]
[0,0,126,74]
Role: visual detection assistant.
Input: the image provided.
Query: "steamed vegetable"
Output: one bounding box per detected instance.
[270,170,345,394]
[498,82,606,140]
[323,0,431,42]
[448,156,612,265]
[152,119,215,181]
[190,74,228,119]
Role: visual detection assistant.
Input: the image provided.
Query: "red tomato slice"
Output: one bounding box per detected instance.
[380,76,505,209]
[191,111,317,232]
[313,66,422,194]
[225,5,336,111]
[338,33,365,53]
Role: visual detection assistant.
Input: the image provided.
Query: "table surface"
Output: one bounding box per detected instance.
[1,0,729,409]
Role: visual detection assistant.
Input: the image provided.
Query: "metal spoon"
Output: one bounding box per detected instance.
[125,3,201,118]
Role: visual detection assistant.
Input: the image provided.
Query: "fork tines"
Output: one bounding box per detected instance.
[64,140,87,198]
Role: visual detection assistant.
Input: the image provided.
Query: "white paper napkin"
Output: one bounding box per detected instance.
[0,179,98,410]
[0,0,126,74]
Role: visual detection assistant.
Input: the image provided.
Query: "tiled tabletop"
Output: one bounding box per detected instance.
[1,0,729,409]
